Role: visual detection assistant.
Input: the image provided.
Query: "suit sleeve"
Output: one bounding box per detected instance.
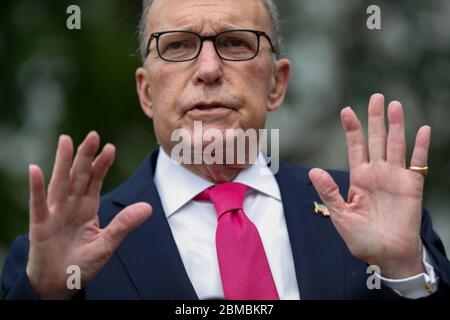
[418,208,450,299]
[1,235,40,300]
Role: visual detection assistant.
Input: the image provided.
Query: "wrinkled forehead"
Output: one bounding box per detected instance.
[147,0,272,34]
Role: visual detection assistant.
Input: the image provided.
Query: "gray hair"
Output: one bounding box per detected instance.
[137,0,283,63]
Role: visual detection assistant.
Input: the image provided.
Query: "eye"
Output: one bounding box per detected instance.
[230,39,244,47]
[222,37,247,48]
[158,33,198,55]
[216,32,257,54]
[167,41,183,50]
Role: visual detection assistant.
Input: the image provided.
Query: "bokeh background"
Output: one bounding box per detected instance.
[1,0,449,290]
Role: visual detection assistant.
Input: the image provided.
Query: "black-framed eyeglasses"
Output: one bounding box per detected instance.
[145,29,276,62]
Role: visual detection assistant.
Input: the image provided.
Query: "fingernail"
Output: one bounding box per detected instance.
[28,164,36,173]
[389,101,402,108]
[104,143,115,151]
[372,93,384,99]
[341,107,352,118]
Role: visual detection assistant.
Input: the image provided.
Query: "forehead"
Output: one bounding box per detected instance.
[148,0,271,33]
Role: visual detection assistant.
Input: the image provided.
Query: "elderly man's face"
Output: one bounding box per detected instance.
[136,0,290,157]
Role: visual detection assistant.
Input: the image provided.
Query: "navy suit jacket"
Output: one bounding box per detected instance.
[2,149,450,299]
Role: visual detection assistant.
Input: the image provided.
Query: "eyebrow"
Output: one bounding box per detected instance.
[154,23,247,34]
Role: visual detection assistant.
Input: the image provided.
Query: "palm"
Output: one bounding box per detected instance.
[27,132,151,299]
[309,94,430,278]
[341,162,423,261]
[30,197,104,285]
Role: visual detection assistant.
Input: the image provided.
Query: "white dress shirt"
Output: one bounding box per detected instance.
[153,148,437,299]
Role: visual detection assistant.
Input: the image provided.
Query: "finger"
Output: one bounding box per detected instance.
[102,203,152,249]
[410,125,431,168]
[340,107,368,170]
[368,93,387,161]
[86,143,116,197]
[47,135,74,205]
[29,164,49,224]
[69,131,100,195]
[386,101,406,167]
[309,168,346,215]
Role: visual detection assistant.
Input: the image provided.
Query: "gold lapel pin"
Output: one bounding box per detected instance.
[314,201,330,217]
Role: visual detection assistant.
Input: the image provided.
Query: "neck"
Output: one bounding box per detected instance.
[159,144,259,184]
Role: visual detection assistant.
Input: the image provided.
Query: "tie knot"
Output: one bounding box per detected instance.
[194,182,248,218]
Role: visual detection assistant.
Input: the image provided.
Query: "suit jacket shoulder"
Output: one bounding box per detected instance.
[2,150,450,299]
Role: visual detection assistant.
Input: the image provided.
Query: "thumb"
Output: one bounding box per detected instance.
[102,202,152,249]
[308,168,346,215]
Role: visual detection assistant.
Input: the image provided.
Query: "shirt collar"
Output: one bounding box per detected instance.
[154,148,281,219]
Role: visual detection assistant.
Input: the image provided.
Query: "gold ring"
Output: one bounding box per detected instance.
[409,166,428,177]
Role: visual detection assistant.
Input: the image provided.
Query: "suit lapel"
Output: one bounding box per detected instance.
[108,149,198,299]
[275,161,345,299]
[103,150,346,299]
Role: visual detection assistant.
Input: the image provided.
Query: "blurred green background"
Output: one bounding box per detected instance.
[1,0,449,281]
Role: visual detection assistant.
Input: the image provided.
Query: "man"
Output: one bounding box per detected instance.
[1,0,450,300]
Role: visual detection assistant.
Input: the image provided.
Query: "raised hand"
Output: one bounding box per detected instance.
[26,131,152,299]
[309,93,430,279]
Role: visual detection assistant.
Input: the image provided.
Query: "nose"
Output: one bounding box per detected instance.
[192,41,223,85]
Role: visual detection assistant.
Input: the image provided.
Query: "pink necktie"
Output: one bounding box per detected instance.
[195,182,279,300]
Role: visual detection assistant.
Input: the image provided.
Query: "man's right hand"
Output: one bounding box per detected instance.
[26,131,152,299]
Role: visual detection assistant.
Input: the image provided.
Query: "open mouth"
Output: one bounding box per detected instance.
[191,103,232,111]
[195,105,224,111]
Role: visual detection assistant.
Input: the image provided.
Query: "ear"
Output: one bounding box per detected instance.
[136,66,154,119]
[267,58,291,112]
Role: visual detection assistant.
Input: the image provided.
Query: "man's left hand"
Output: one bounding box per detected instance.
[309,93,430,279]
